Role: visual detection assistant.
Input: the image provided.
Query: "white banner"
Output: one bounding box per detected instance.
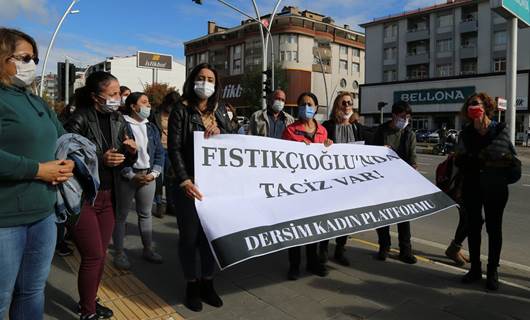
[194,132,456,268]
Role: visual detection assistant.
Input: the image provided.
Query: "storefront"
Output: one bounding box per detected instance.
[360,71,530,138]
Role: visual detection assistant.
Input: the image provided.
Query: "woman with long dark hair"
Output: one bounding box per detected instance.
[282,92,333,280]
[0,27,74,320]
[456,92,516,291]
[112,92,165,270]
[64,71,137,320]
[168,63,233,312]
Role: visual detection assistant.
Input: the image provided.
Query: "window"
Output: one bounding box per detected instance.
[198,52,207,64]
[494,57,506,72]
[233,59,241,73]
[231,44,243,74]
[352,48,360,57]
[384,24,398,39]
[384,47,397,60]
[340,45,348,55]
[339,59,348,72]
[280,50,298,62]
[437,39,452,52]
[408,41,428,56]
[436,64,453,77]
[407,64,428,79]
[461,59,477,75]
[280,34,297,44]
[384,70,397,82]
[494,31,507,46]
[352,62,360,74]
[438,14,453,27]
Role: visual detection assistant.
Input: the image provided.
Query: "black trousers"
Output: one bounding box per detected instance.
[175,188,215,280]
[288,243,319,268]
[376,222,412,253]
[319,236,348,254]
[463,182,508,268]
[453,207,469,246]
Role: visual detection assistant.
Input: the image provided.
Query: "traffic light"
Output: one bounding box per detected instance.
[192,0,203,4]
[57,62,76,102]
[263,69,272,95]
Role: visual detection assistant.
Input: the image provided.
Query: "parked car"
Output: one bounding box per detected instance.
[415,129,432,142]
[427,130,440,143]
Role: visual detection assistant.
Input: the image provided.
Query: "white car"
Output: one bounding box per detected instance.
[427,130,440,143]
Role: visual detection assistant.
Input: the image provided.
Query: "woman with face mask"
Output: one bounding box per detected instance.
[0,28,74,320]
[167,63,233,312]
[64,71,138,320]
[455,93,516,291]
[319,92,366,267]
[112,92,165,271]
[282,92,333,280]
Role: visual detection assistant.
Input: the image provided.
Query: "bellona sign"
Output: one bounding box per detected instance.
[394,87,476,105]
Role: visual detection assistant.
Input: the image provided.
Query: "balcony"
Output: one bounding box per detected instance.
[460,19,478,33]
[383,58,397,65]
[406,52,429,65]
[406,28,430,42]
[460,45,477,59]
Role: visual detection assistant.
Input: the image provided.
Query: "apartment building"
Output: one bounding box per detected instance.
[184,6,365,118]
[360,0,530,135]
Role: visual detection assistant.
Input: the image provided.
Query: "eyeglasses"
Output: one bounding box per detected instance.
[468,100,483,107]
[10,54,39,65]
[341,100,353,107]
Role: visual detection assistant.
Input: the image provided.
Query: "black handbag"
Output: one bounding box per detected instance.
[507,155,522,185]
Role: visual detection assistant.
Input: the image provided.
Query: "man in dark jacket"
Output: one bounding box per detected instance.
[372,100,418,264]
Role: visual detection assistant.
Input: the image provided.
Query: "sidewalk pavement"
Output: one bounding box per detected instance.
[44,212,530,320]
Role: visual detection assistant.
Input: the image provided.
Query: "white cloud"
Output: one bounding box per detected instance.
[136,34,183,50]
[0,0,53,23]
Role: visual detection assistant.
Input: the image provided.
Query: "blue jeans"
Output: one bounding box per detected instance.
[0,214,57,320]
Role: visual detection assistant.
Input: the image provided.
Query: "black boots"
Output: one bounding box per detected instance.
[377,246,390,261]
[287,264,300,280]
[185,279,224,312]
[486,264,499,291]
[307,262,329,277]
[185,281,202,312]
[200,278,223,308]
[462,264,482,284]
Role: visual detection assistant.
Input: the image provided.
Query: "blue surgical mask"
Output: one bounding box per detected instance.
[298,104,316,120]
[136,105,151,120]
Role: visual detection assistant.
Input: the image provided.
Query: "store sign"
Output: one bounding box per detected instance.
[137,51,173,70]
[491,0,530,27]
[497,97,508,110]
[394,86,476,105]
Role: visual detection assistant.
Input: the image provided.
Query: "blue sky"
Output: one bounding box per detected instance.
[2,0,441,74]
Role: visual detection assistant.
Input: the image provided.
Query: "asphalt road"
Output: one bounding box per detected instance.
[413,152,530,268]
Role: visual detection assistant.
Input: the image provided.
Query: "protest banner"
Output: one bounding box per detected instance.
[194,133,456,268]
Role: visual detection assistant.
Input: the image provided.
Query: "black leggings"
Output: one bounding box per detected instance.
[463,182,508,268]
[175,189,215,280]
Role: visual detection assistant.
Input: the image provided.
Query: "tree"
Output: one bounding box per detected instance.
[143,83,178,108]
[241,62,288,113]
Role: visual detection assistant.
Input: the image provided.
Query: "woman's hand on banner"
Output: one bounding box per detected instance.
[182,180,204,201]
[324,139,333,147]
[204,125,221,139]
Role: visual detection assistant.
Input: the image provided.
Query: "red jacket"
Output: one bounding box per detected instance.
[282,120,328,143]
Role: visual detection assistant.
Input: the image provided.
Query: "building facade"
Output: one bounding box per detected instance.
[86,54,186,94]
[184,6,365,119]
[42,73,58,103]
[360,0,530,137]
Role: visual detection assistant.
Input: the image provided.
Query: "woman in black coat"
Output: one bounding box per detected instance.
[456,92,517,291]
[167,63,233,312]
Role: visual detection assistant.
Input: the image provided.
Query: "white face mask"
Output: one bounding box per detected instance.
[271,100,285,113]
[136,105,151,120]
[11,59,36,87]
[194,81,215,99]
[99,95,121,113]
[343,111,354,120]
[395,117,409,130]
[227,111,234,120]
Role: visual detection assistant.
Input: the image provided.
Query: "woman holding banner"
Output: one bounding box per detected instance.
[319,92,365,266]
[282,92,333,280]
[167,63,233,311]
[456,92,517,291]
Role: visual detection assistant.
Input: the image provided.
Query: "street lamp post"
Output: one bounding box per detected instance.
[39,0,80,97]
